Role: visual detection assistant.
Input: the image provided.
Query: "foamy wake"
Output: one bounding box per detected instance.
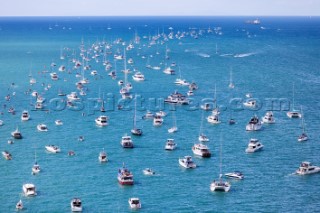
[197,53,211,58]
[234,52,255,58]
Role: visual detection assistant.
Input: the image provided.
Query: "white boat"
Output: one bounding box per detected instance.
[153,115,164,126]
[210,140,231,192]
[228,68,235,89]
[67,92,80,101]
[224,171,244,180]
[121,135,134,148]
[90,70,98,76]
[200,103,212,111]
[37,123,48,132]
[71,198,82,212]
[164,91,189,105]
[262,111,275,124]
[187,90,194,96]
[11,127,22,139]
[32,151,40,175]
[128,198,141,209]
[179,156,196,169]
[245,138,264,153]
[2,151,12,160]
[210,176,231,192]
[45,145,61,153]
[0,120,3,126]
[298,107,308,142]
[143,168,155,175]
[245,115,262,131]
[243,99,257,108]
[30,77,36,85]
[132,72,145,81]
[22,183,37,196]
[165,139,177,150]
[207,113,221,124]
[287,83,301,118]
[118,164,134,185]
[99,149,108,162]
[131,96,142,136]
[168,111,177,133]
[55,119,63,126]
[295,161,320,175]
[142,111,154,119]
[16,199,23,210]
[95,115,108,126]
[174,78,190,86]
[118,80,124,85]
[21,110,30,121]
[35,102,43,110]
[50,72,58,80]
[163,66,175,75]
[192,143,211,158]
[198,134,209,142]
[156,111,166,117]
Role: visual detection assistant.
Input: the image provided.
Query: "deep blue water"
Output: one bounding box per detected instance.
[0,16,320,212]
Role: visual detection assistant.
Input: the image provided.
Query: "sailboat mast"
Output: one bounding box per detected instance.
[133,95,137,128]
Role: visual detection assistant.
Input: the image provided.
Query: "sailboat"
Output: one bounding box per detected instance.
[32,151,40,175]
[228,67,235,89]
[298,106,308,142]
[207,84,221,124]
[16,199,23,210]
[198,111,209,142]
[168,111,178,133]
[131,95,142,136]
[287,83,301,118]
[210,137,231,192]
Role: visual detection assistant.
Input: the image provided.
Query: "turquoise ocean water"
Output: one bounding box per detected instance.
[0,16,320,212]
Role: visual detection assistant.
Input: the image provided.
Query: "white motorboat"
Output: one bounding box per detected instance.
[163,66,175,75]
[207,113,221,124]
[142,111,154,119]
[16,199,23,210]
[287,111,301,118]
[118,164,134,185]
[121,135,134,148]
[2,151,12,160]
[262,111,275,124]
[21,110,30,121]
[118,80,124,85]
[71,198,82,212]
[67,92,80,101]
[90,70,98,76]
[128,198,141,209]
[132,72,145,81]
[165,139,177,150]
[22,183,37,196]
[55,119,63,126]
[156,111,166,117]
[245,138,264,153]
[224,171,244,180]
[143,168,155,175]
[30,77,36,85]
[45,145,61,153]
[174,78,190,86]
[164,91,189,105]
[37,123,48,132]
[99,149,108,162]
[187,90,194,96]
[295,161,320,175]
[50,72,58,80]
[95,115,108,126]
[153,115,164,126]
[243,99,257,108]
[35,102,43,110]
[179,156,196,169]
[11,127,22,139]
[192,143,211,158]
[245,115,262,131]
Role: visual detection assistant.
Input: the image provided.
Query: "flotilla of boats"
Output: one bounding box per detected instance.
[2,19,317,211]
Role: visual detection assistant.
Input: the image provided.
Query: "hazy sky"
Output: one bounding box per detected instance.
[1,0,319,16]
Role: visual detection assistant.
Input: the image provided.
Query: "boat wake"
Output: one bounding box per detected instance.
[220,53,234,57]
[234,52,256,58]
[197,53,211,58]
